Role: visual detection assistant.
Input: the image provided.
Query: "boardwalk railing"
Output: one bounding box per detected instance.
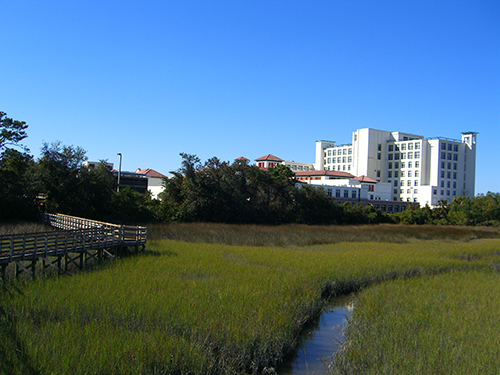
[0,213,147,280]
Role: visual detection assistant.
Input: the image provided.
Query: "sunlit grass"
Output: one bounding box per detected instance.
[2,236,500,374]
[330,268,500,375]
[148,222,500,246]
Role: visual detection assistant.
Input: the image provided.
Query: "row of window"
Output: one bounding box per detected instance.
[433,189,457,197]
[441,171,458,179]
[441,143,459,152]
[326,188,358,199]
[441,162,458,170]
[440,152,458,161]
[388,142,421,152]
[326,165,352,171]
[440,181,458,189]
[388,161,420,169]
[393,188,419,195]
[387,151,420,160]
[388,170,419,178]
[325,148,352,157]
[392,180,419,187]
[325,156,353,164]
[289,165,312,171]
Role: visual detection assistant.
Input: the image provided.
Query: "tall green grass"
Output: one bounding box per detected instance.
[2,236,500,374]
[330,269,500,374]
[148,222,500,246]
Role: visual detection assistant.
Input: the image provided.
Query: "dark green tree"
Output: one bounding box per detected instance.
[0,111,29,152]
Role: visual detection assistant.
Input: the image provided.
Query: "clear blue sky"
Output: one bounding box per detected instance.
[2,1,498,194]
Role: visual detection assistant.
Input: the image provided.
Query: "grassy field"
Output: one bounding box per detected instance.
[330,269,500,375]
[1,224,500,374]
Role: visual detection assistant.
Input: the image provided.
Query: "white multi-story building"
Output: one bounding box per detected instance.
[316,128,477,207]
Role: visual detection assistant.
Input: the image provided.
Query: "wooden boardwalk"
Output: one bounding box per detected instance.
[0,213,147,280]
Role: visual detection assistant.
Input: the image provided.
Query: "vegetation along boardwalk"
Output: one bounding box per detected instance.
[0,213,147,280]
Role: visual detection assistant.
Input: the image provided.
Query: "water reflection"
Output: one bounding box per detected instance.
[277,294,354,375]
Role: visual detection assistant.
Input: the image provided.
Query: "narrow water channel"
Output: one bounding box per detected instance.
[277,294,354,375]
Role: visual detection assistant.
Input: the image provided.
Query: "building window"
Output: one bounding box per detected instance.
[395,162,399,169]
[407,180,411,186]
[388,145,394,152]
[332,150,336,156]
[336,189,341,198]
[343,149,347,155]
[408,162,412,168]
[326,189,332,197]
[415,143,420,150]
[441,171,445,178]
[394,189,398,194]
[343,157,346,163]
[407,189,411,194]
[388,171,392,178]
[348,156,352,162]
[453,163,457,170]
[441,143,447,150]
[343,165,346,171]
[415,170,419,177]
[453,190,456,196]
[328,150,331,156]
[441,152,446,159]
[395,171,399,178]
[441,161,445,169]
[441,190,444,195]
[327,158,331,164]
[352,190,357,199]
[395,145,400,151]
[408,171,412,177]
[377,171,381,178]
[401,144,407,151]
[453,144,458,152]
[453,172,457,179]
[344,190,349,198]
[378,144,382,151]
[447,190,450,196]
[447,153,452,160]
[453,154,458,161]
[414,189,418,194]
[433,189,437,195]
[348,165,351,171]
[395,153,400,160]
[408,152,413,159]
[401,153,406,159]
[401,162,405,168]
[401,180,404,186]
[447,171,451,179]
[394,180,398,186]
[388,154,393,160]
[447,162,451,169]
[415,180,419,186]
[348,149,352,155]
[448,144,452,151]
[408,143,414,150]
[414,151,420,159]
[388,162,393,169]
[378,153,382,160]
[441,181,445,187]
[453,182,457,188]
[415,161,419,168]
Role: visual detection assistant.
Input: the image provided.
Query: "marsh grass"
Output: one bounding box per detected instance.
[331,268,500,374]
[0,221,54,236]
[148,222,500,246]
[2,235,500,374]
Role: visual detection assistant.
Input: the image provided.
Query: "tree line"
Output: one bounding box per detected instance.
[1,111,499,226]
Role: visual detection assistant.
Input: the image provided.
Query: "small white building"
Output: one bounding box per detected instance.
[135,168,168,199]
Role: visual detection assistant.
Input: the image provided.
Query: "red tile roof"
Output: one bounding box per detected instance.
[255,154,284,162]
[354,175,378,183]
[135,168,168,178]
[235,156,250,161]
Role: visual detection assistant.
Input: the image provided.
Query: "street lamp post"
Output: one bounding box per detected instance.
[117,153,122,192]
